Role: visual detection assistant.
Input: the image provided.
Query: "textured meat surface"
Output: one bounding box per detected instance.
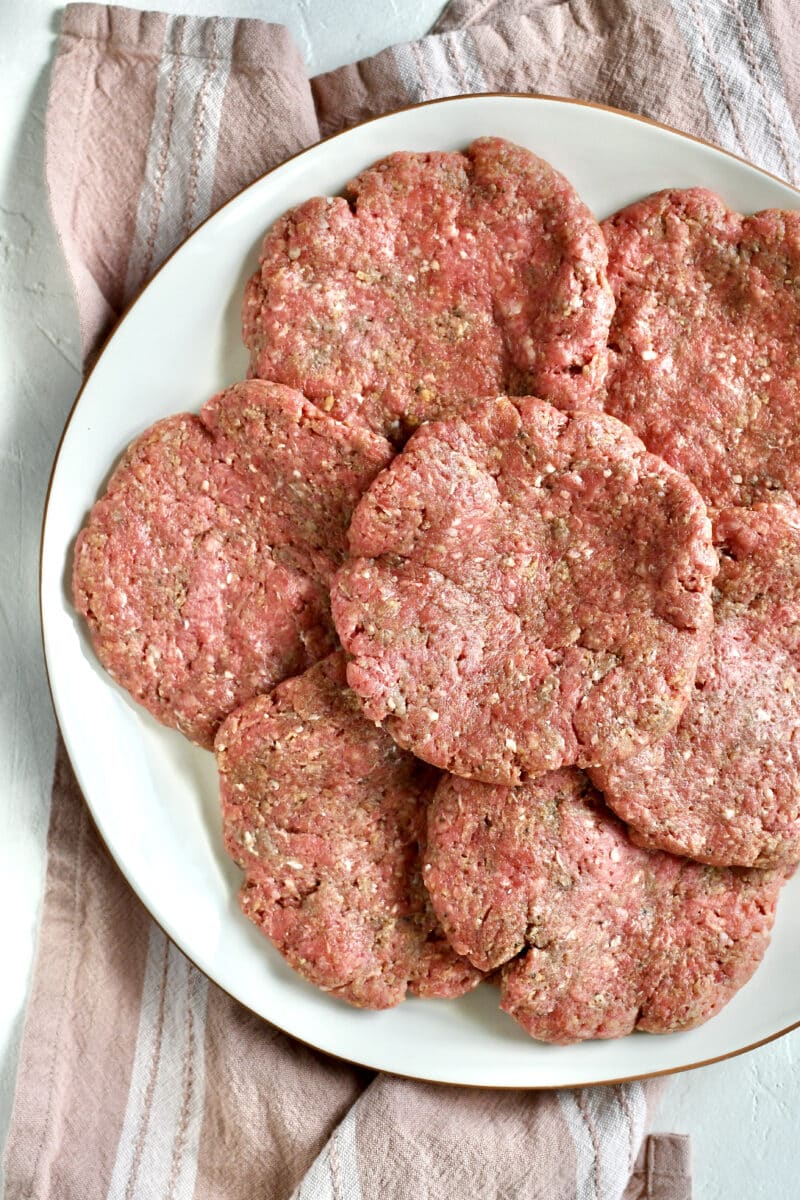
[332,395,715,784]
[603,188,800,509]
[244,137,613,440]
[215,653,482,1008]
[425,770,784,1043]
[73,381,393,747]
[592,505,800,868]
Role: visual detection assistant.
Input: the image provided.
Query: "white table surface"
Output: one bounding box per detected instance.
[1,1,798,1196]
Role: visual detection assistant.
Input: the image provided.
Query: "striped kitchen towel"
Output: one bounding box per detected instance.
[12,0,800,1195]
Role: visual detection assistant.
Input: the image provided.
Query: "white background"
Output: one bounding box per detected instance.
[0,1,798,1196]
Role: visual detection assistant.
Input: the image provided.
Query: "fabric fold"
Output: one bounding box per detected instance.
[47,2,318,359]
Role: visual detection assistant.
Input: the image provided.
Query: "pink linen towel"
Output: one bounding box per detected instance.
[11,0,800,1194]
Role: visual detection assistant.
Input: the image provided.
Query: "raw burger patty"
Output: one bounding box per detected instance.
[215,652,483,1009]
[603,188,800,509]
[244,137,613,440]
[425,769,784,1043]
[332,395,716,784]
[73,381,393,748]
[592,505,800,869]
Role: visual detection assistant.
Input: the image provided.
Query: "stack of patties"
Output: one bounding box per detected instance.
[73,140,800,1039]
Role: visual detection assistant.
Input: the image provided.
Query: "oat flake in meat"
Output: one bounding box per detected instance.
[331,394,716,784]
[425,769,785,1043]
[215,652,483,1009]
[592,504,800,869]
[603,188,800,510]
[73,381,393,748]
[244,137,613,440]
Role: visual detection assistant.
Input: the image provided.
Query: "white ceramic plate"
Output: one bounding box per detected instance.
[42,94,800,1088]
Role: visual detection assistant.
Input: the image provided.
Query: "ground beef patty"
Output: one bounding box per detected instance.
[591,505,800,869]
[215,652,483,1008]
[425,769,784,1043]
[73,381,393,748]
[603,188,800,510]
[331,395,716,784]
[244,137,613,440]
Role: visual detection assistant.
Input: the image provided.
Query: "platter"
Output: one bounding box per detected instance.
[40,93,800,1087]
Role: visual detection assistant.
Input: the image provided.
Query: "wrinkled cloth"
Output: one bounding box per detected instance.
[12,0,800,1194]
